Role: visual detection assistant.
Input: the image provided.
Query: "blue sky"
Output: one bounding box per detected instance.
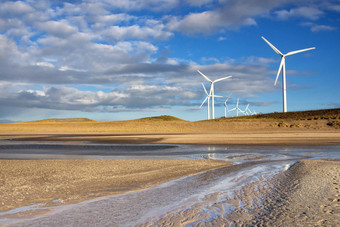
[0,0,339,122]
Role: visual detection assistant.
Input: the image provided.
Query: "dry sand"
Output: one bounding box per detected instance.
[0,159,230,212]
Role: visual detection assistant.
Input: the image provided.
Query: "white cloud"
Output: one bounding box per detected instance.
[302,22,337,32]
[0,35,22,61]
[167,11,220,34]
[275,6,324,20]
[185,0,214,7]
[102,0,180,11]
[245,56,276,65]
[37,20,78,37]
[166,0,294,34]
[101,24,173,41]
[0,1,34,15]
[36,62,54,68]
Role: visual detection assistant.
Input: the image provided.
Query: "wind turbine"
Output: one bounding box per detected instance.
[244,104,250,115]
[224,94,232,118]
[261,36,315,113]
[228,98,244,117]
[197,70,232,119]
[200,83,222,120]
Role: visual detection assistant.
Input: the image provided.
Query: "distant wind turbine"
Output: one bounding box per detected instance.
[200,83,222,120]
[244,104,250,115]
[197,70,232,119]
[228,98,244,117]
[224,94,232,118]
[261,36,315,113]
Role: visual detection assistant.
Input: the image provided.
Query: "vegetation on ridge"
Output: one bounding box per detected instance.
[137,115,186,122]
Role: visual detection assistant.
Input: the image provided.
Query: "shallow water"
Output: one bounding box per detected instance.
[0,142,339,161]
[0,142,339,226]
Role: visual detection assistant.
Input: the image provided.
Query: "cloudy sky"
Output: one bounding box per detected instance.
[0,0,339,122]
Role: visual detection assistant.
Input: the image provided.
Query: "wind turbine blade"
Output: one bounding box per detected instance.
[215,95,223,98]
[200,97,208,108]
[225,93,232,103]
[286,47,316,56]
[261,36,283,56]
[274,57,285,86]
[214,76,232,83]
[202,83,209,95]
[246,104,249,110]
[197,70,212,82]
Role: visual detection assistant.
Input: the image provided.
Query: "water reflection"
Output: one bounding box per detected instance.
[0,143,339,162]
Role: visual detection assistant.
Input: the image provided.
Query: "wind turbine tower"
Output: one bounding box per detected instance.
[261,36,315,112]
[197,70,232,119]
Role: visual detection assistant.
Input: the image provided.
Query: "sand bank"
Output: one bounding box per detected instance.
[2,130,340,146]
[0,159,231,212]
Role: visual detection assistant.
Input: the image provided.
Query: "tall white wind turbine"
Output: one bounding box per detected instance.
[200,83,222,120]
[197,70,232,119]
[261,36,315,113]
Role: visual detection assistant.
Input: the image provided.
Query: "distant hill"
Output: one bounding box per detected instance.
[0,120,17,124]
[26,118,96,123]
[137,115,186,122]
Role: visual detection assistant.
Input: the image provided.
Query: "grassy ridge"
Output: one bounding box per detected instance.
[138,115,186,122]
[213,108,340,121]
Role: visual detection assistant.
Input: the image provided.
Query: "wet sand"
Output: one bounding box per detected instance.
[139,159,340,226]
[0,159,230,212]
[248,159,340,226]
[2,130,340,145]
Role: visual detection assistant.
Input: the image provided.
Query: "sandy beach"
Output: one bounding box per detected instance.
[0,111,339,225]
[0,159,230,213]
